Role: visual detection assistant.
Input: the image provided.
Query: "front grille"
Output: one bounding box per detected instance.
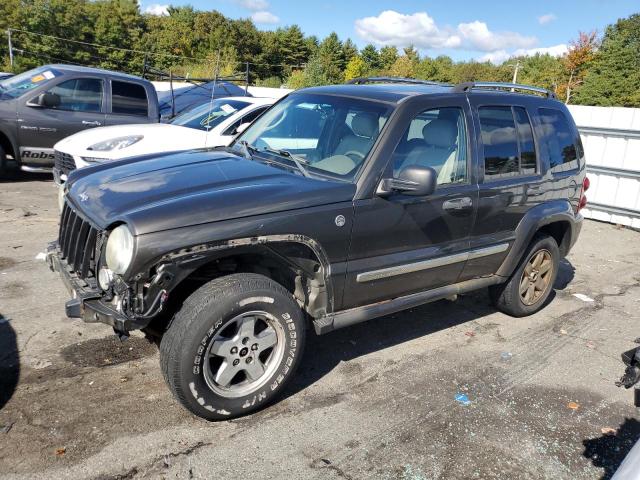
[54,150,76,176]
[58,202,100,279]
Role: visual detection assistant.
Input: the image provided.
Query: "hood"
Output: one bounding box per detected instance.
[66,150,356,235]
[54,124,207,160]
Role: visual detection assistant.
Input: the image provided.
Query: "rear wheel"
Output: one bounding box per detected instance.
[160,273,305,420]
[489,234,559,317]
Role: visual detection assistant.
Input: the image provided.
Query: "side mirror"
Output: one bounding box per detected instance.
[235,122,251,135]
[377,165,437,197]
[31,92,61,108]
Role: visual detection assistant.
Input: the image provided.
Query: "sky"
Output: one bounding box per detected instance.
[139,0,640,63]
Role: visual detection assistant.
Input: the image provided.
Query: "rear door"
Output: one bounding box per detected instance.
[17,76,106,164]
[105,79,152,125]
[342,96,479,309]
[459,99,543,280]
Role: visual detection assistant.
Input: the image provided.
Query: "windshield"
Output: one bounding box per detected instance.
[170,99,250,131]
[0,67,63,99]
[235,93,391,181]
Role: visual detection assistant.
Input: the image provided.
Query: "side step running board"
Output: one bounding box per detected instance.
[313,276,503,335]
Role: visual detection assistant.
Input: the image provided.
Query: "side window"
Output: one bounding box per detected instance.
[223,106,269,136]
[513,107,537,174]
[111,81,148,116]
[47,78,103,112]
[537,108,578,172]
[479,106,519,177]
[479,106,538,178]
[392,107,467,186]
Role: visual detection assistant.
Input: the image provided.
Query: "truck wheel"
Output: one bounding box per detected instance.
[489,234,559,317]
[0,145,8,176]
[159,273,305,420]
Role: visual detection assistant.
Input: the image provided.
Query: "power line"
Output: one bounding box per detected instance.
[9,28,307,69]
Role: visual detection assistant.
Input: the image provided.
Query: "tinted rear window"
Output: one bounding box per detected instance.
[537,108,579,172]
[112,81,148,116]
[479,106,520,177]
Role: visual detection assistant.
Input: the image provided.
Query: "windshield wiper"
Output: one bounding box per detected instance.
[235,140,257,160]
[261,147,311,178]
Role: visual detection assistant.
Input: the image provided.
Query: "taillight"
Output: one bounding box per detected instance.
[577,176,589,212]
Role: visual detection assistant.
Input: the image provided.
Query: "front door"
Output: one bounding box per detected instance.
[17,77,105,165]
[342,98,479,309]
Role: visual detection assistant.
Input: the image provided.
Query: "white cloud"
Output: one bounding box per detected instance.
[354,11,537,53]
[237,0,270,11]
[251,11,280,24]
[355,11,462,50]
[457,21,536,51]
[538,13,557,25]
[479,44,568,64]
[143,3,169,16]
[236,0,279,24]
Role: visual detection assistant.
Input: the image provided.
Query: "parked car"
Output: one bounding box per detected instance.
[52,96,275,183]
[157,81,250,120]
[0,64,158,174]
[46,78,588,420]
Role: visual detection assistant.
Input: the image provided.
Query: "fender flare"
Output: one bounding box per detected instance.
[496,199,577,278]
[139,233,337,313]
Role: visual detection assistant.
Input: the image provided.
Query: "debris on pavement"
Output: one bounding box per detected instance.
[567,401,580,410]
[34,252,47,261]
[465,331,476,337]
[560,329,568,335]
[500,352,513,361]
[455,393,472,406]
[1,422,14,434]
[573,293,595,302]
[601,427,617,436]
[55,447,66,456]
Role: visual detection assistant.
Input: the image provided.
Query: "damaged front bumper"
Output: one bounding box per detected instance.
[45,242,147,332]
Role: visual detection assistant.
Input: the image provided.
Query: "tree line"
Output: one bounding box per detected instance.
[1,1,639,107]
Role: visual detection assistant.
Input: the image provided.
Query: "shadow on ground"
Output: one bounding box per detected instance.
[0,314,19,411]
[0,166,51,183]
[283,258,577,401]
[284,290,496,401]
[583,417,640,480]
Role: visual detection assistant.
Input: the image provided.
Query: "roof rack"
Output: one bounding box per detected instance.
[347,76,448,87]
[452,81,556,99]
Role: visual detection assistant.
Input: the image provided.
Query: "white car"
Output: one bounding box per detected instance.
[52,96,275,183]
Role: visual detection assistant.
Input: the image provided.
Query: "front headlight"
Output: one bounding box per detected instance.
[88,135,143,152]
[105,224,134,275]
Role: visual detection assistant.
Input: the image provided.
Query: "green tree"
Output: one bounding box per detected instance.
[379,46,398,71]
[316,32,344,83]
[388,56,415,78]
[574,14,640,106]
[342,38,358,64]
[344,55,367,81]
[360,44,381,72]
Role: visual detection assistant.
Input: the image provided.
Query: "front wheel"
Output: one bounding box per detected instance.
[160,273,306,420]
[489,234,560,317]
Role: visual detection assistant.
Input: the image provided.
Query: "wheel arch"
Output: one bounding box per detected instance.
[140,234,334,333]
[0,129,18,161]
[496,200,577,278]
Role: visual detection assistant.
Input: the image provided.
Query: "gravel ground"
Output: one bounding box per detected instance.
[0,172,639,480]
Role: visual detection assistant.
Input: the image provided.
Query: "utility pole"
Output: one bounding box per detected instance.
[511,60,521,84]
[7,29,14,70]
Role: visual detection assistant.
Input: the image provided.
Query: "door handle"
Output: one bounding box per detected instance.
[443,197,473,211]
[82,120,101,126]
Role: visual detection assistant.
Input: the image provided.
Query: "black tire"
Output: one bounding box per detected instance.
[160,273,306,420]
[489,234,560,317]
[0,144,7,176]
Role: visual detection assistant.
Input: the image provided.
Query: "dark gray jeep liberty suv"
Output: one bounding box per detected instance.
[47,78,588,420]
